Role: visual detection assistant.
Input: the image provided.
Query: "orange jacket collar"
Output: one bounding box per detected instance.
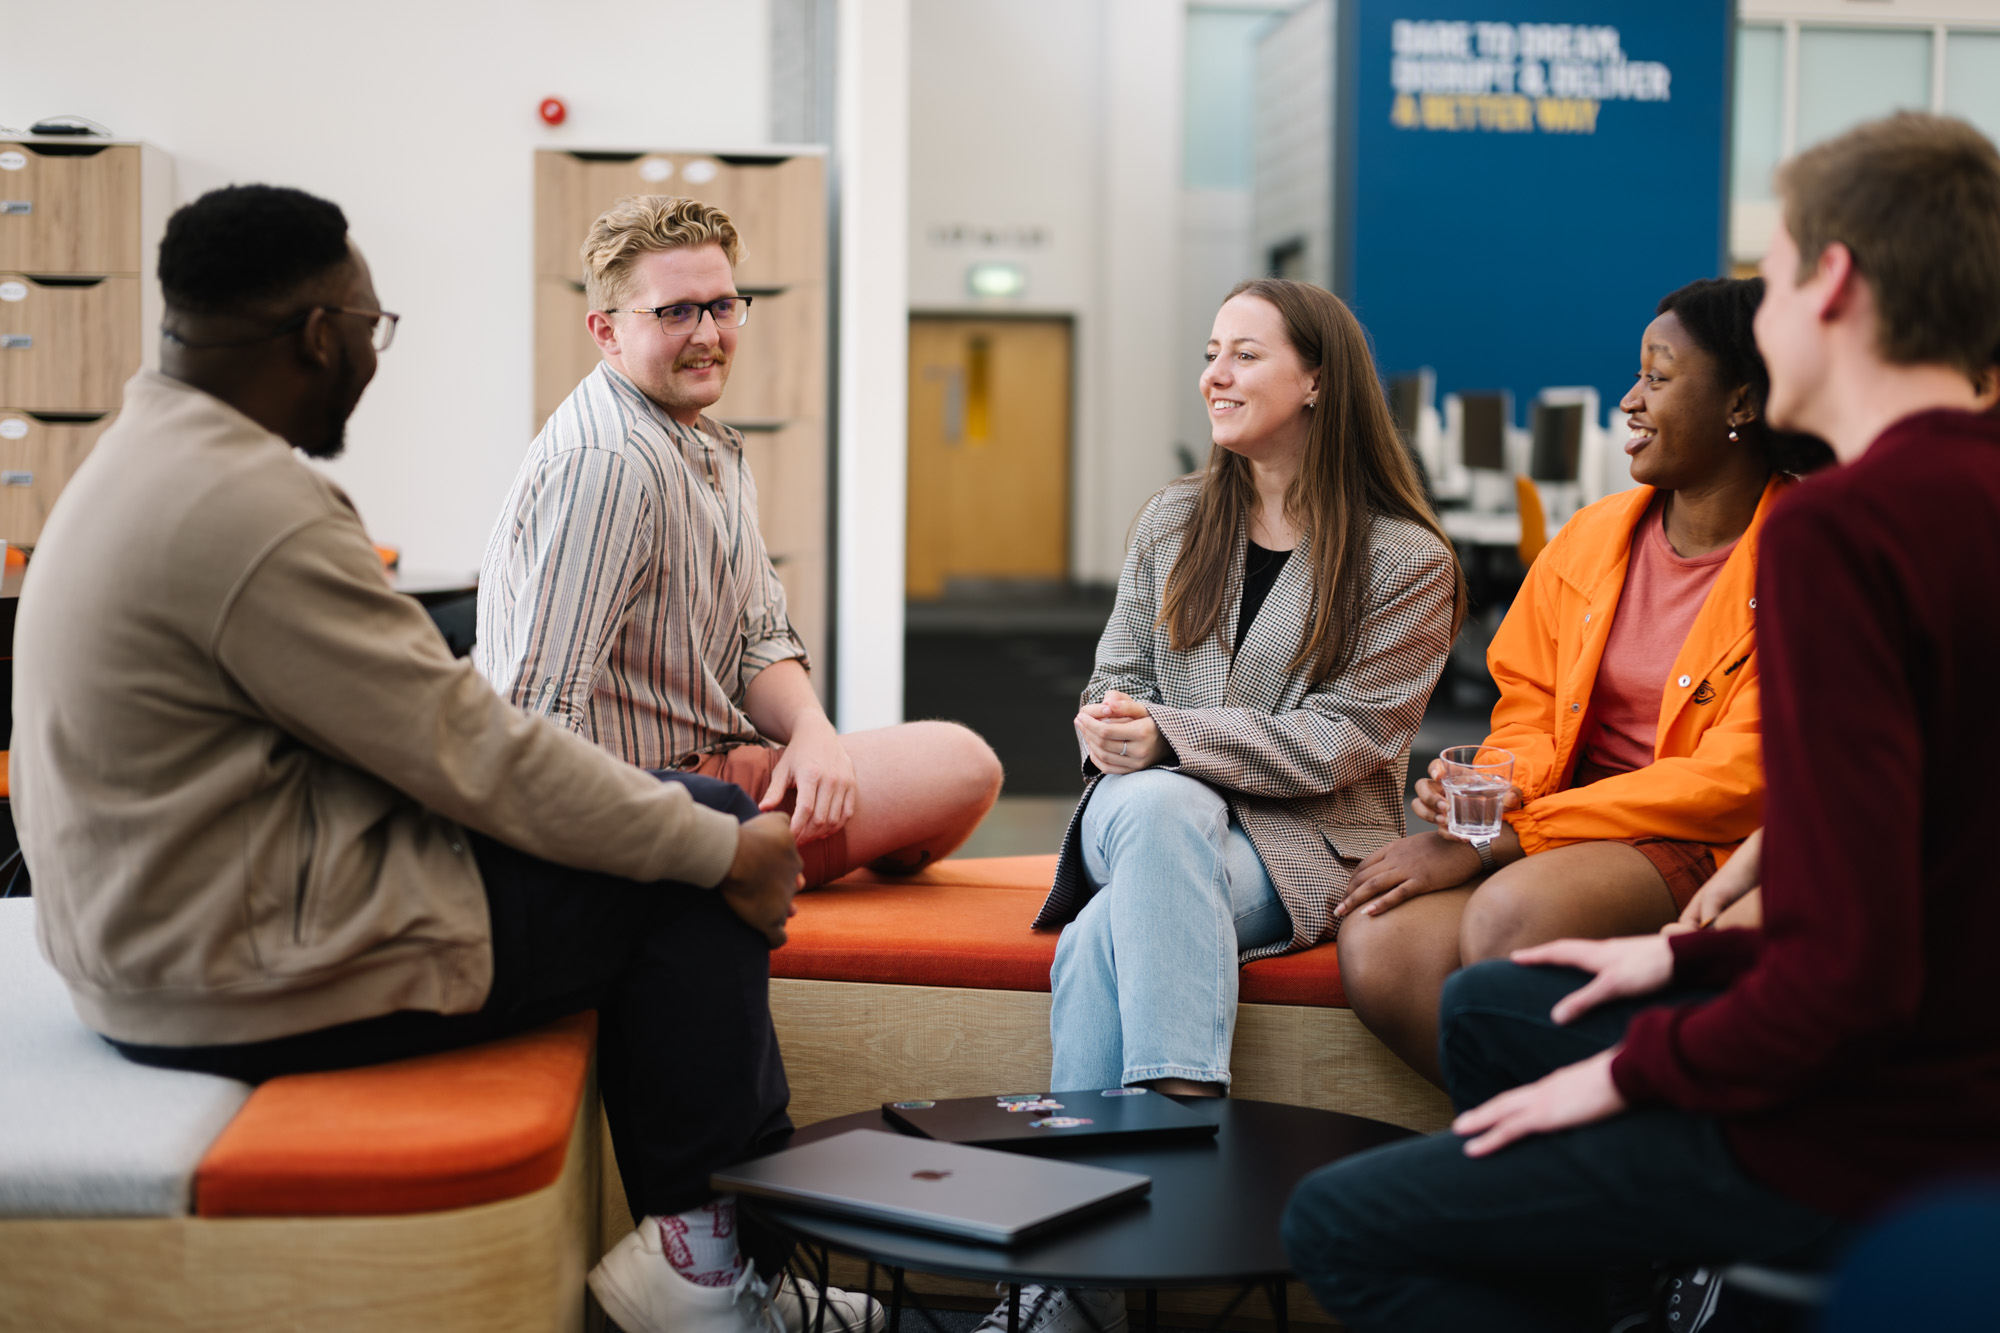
[1547,473,1791,759]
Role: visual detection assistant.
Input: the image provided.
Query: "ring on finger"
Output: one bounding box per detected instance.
[1119,741,1129,757]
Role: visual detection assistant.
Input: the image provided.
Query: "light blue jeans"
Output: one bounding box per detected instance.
[1049,769,1292,1090]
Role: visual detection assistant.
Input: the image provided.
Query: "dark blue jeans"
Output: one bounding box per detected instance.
[1281,960,1843,1333]
[112,773,792,1226]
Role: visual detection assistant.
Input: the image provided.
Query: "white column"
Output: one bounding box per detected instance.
[1079,0,1187,584]
[834,0,911,730]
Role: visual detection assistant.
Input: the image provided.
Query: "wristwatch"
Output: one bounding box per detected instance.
[1467,836,1498,874]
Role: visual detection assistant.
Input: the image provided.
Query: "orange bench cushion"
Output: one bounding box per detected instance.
[193,1012,594,1218]
[776,855,1346,1007]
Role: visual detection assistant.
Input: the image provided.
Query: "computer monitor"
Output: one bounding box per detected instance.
[1459,391,1510,472]
[1530,399,1585,482]
[1387,369,1434,447]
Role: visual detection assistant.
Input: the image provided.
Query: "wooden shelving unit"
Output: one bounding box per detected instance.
[532,148,830,681]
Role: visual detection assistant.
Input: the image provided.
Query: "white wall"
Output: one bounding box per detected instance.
[836,0,912,730]
[4,0,771,575]
[908,0,1185,584]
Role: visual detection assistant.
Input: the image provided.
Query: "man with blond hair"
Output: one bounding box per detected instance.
[478,197,1001,894]
[1282,111,2000,1331]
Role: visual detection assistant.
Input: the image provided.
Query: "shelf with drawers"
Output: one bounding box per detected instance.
[0,138,171,546]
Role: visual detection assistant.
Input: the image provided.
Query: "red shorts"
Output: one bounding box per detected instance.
[1626,838,1717,911]
[684,744,854,888]
[1568,758,1717,910]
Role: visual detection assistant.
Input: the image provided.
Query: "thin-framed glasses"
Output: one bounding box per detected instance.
[161,305,400,352]
[323,306,399,351]
[607,296,753,336]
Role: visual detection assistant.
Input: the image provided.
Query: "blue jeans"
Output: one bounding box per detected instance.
[1049,769,1292,1089]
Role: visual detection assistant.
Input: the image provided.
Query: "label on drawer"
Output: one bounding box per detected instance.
[639,157,674,183]
[0,418,26,439]
[0,281,25,302]
[2,471,32,486]
[0,201,28,215]
[682,159,718,184]
[0,152,24,171]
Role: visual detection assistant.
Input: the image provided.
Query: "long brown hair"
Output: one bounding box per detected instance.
[1160,279,1465,683]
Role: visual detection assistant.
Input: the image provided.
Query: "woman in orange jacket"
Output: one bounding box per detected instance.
[1335,277,1833,1085]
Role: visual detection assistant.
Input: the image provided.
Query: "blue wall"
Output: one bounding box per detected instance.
[1342,2,1734,425]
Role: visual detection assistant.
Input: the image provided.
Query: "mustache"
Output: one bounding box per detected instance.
[675,348,729,371]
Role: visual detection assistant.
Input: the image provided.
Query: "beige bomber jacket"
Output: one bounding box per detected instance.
[13,373,741,1046]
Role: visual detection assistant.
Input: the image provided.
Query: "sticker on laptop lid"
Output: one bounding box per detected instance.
[1101,1088,1148,1097]
[1029,1118,1094,1129]
[890,1101,935,1110]
[1003,1099,1064,1113]
[995,1093,1049,1105]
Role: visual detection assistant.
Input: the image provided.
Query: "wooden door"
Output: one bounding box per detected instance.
[906,318,1071,598]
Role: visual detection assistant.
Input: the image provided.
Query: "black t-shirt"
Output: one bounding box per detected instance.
[1235,539,1294,648]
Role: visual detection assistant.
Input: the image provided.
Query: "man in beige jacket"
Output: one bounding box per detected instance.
[12,184,878,1333]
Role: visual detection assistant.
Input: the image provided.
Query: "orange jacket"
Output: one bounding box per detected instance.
[1486,475,1792,861]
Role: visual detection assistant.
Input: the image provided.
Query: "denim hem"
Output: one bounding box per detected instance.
[1123,1064,1230,1087]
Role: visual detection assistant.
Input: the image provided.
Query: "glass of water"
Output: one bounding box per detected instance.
[1437,745,1516,840]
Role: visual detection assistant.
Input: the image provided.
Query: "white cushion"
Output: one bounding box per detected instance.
[0,898,251,1216]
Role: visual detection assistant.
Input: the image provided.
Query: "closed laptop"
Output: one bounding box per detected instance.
[712,1128,1151,1245]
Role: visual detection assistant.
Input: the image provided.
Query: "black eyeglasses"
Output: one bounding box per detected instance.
[162,305,400,352]
[606,296,752,336]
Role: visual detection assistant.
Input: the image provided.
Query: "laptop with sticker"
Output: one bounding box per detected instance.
[881,1088,1220,1150]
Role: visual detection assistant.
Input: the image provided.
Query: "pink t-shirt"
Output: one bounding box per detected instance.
[1577,495,1739,778]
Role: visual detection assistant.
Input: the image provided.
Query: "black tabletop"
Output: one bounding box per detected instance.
[745,1099,1414,1289]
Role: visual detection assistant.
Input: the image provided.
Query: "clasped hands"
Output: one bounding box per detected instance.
[1075,689,1168,775]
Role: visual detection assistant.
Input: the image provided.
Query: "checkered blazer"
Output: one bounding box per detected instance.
[1032,479,1458,960]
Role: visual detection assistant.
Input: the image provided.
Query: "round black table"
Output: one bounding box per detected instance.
[745,1099,1413,1333]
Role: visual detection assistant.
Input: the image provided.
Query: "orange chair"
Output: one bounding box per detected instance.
[1515,474,1549,566]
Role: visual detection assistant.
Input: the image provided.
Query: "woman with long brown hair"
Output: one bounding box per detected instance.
[995,278,1461,1333]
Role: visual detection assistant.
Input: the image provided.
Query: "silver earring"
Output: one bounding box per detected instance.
[1306,398,1317,408]
[1728,428,1739,441]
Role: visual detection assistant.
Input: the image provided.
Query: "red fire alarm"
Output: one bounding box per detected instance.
[539,97,567,127]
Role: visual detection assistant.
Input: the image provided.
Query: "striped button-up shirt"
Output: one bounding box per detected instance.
[475,363,807,768]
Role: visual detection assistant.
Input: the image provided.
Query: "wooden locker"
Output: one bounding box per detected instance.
[532,277,598,429]
[736,422,827,565]
[0,274,142,412]
[535,152,823,289]
[0,143,143,275]
[0,410,113,545]
[711,286,824,426]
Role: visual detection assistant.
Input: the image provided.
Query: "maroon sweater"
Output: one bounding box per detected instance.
[1610,408,2000,1218]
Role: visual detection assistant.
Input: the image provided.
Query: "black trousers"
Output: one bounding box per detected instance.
[1281,960,1844,1333]
[112,773,793,1233]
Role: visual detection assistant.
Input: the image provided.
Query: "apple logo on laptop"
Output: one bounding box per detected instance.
[912,1170,952,1181]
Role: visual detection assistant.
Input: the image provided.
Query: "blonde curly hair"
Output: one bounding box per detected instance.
[582,195,742,311]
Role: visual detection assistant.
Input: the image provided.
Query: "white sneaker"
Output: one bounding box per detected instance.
[588,1224,886,1333]
[769,1269,888,1333]
[977,1284,1129,1333]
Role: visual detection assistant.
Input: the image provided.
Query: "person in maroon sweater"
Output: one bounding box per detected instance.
[1282,111,2000,1332]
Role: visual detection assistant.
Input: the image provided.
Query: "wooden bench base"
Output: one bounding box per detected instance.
[767,977,1451,1132]
[0,1076,600,1333]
